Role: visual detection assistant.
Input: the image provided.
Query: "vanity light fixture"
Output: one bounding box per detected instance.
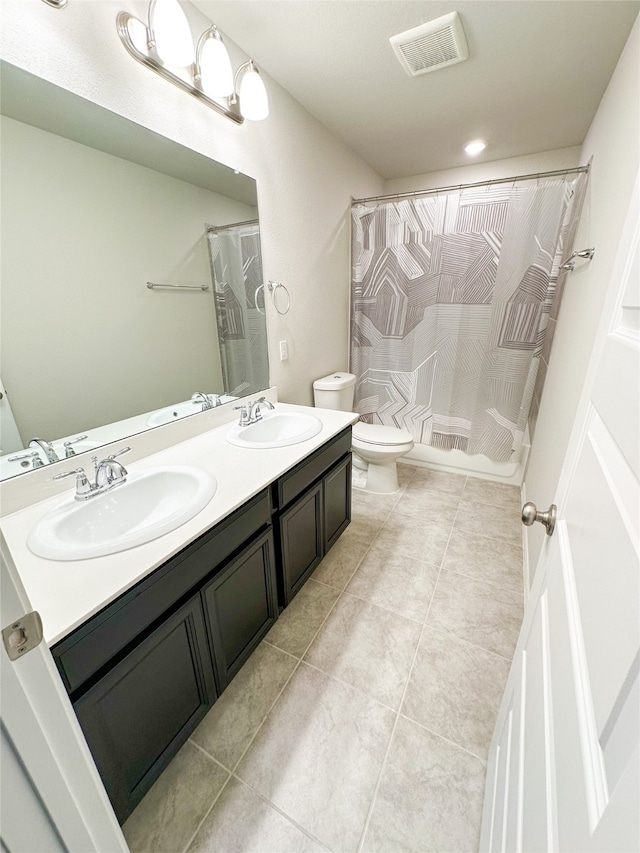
[117,0,269,124]
[464,139,487,156]
[232,61,269,121]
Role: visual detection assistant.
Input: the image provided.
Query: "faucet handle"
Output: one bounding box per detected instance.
[107,446,130,461]
[64,435,88,458]
[234,405,250,427]
[53,467,84,481]
[54,467,92,498]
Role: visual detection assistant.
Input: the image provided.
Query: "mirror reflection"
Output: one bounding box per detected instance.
[0,63,269,481]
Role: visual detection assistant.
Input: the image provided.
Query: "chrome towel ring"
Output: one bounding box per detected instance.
[254,284,266,315]
[268,280,290,315]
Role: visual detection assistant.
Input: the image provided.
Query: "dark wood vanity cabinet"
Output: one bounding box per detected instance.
[274,427,352,605]
[50,426,352,824]
[52,489,276,823]
[73,594,215,822]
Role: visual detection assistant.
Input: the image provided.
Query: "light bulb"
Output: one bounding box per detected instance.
[464,139,487,156]
[239,63,269,121]
[150,0,195,67]
[199,31,234,97]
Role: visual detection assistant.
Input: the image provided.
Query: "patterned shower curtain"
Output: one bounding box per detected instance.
[207,221,269,396]
[351,175,587,461]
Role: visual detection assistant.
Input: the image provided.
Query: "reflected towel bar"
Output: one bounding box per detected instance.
[146,282,210,292]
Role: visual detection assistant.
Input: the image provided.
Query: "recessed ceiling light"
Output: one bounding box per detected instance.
[464,139,487,156]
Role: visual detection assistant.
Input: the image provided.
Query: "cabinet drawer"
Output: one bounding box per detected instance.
[274,427,351,509]
[53,489,271,694]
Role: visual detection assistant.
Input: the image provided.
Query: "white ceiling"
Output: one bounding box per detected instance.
[193,0,639,179]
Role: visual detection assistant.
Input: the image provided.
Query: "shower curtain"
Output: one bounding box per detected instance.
[207,221,269,396]
[350,174,587,462]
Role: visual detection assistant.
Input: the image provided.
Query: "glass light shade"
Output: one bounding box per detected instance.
[239,64,269,121]
[199,34,234,97]
[150,0,195,67]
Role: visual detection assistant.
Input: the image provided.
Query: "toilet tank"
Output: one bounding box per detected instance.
[313,372,356,411]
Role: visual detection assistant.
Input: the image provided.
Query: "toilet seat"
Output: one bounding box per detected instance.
[352,422,413,447]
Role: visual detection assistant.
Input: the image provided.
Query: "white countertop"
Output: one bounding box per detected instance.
[0,403,357,647]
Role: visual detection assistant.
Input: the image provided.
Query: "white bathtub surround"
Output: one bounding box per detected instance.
[402,423,531,487]
[0,400,357,645]
[122,465,525,853]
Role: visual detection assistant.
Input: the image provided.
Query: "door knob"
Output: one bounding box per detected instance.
[522,502,557,536]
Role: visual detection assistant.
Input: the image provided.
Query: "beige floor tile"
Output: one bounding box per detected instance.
[312,533,371,590]
[352,500,395,535]
[236,663,395,853]
[428,570,524,659]
[347,542,439,623]
[352,488,402,515]
[404,468,467,496]
[362,716,486,853]
[396,462,418,487]
[266,579,339,658]
[305,593,422,709]
[188,776,324,853]
[123,740,228,853]
[191,643,297,770]
[375,515,451,566]
[455,496,522,545]
[402,626,510,759]
[442,527,524,594]
[393,490,460,527]
[462,476,522,510]
[342,516,383,543]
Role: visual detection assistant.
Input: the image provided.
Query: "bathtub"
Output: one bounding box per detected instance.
[400,425,530,486]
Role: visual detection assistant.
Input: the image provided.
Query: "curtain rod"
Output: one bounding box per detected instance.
[352,165,590,206]
[206,219,259,233]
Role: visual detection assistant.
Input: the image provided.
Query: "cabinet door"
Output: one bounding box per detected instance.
[203,529,278,692]
[73,595,216,824]
[323,453,352,551]
[279,481,323,606]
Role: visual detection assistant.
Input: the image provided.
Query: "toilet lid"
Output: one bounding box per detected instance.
[352,422,413,446]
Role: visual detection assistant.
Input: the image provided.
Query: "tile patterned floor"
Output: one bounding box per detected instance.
[123,465,525,853]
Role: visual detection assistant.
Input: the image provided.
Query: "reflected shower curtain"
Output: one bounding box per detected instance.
[207,221,269,396]
[350,175,587,461]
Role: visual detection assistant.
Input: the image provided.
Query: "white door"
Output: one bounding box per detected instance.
[0,532,128,853]
[480,173,640,852]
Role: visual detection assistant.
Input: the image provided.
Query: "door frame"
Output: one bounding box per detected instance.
[0,531,128,852]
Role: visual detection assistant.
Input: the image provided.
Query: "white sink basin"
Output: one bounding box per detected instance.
[27,466,217,561]
[146,401,206,427]
[146,396,235,427]
[227,412,323,449]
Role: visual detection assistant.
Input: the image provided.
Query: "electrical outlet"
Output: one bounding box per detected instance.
[279,340,288,361]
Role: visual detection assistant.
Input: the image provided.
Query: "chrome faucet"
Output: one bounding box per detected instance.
[234,397,275,427]
[53,447,130,501]
[191,392,215,411]
[249,397,275,423]
[28,437,59,464]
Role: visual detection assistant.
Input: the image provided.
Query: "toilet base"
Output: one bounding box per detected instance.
[351,458,400,494]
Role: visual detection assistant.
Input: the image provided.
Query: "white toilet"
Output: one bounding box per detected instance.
[312,372,414,494]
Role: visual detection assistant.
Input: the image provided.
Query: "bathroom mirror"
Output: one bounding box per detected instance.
[0,62,270,481]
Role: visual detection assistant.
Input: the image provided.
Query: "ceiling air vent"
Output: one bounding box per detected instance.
[390,12,469,77]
